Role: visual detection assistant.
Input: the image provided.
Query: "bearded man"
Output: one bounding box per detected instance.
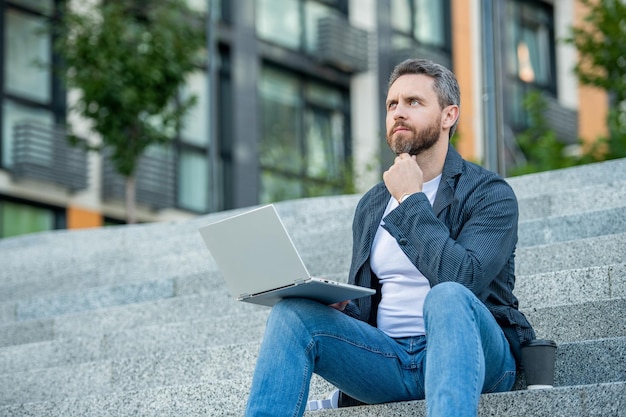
[244,58,535,417]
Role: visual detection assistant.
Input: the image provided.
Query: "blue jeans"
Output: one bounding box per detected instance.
[244,282,517,417]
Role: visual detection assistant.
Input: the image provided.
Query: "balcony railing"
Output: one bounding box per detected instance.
[11,122,89,192]
[542,93,579,144]
[102,148,175,210]
[315,16,370,73]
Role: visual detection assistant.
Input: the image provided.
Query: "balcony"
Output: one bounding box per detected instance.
[542,93,579,144]
[102,148,175,210]
[315,16,370,73]
[11,122,89,192]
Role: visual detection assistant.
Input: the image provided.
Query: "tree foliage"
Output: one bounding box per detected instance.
[53,0,205,222]
[513,0,626,176]
[565,0,626,160]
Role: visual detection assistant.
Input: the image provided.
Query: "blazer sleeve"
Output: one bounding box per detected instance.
[381,174,518,296]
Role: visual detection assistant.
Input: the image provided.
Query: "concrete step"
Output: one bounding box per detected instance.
[0,336,101,375]
[1,159,624,417]
[524,298,626,343]
[7,205,626,320]
[0,289,263,348]
[1,332,623,407]
[0,343,259,407]
[0,378,624,417]
[1,187,624,310]
[3,198,625,307]
[516,232,626,276]
[11,278,176,322]
[2,177,625,291]
[506,157,626,199]
[516,179,626,222]
[0,285,259,328]
[0,198,359,282]
[516,263,626,310]
[518,206,626,247]
[2,295,623,376]
[555,337,626,387]
[315,382,626,417]
[1,259,623,350]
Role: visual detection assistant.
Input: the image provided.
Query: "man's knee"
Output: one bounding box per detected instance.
[268,298,331,331]
[425,282,474,308]
[423,282,479,324]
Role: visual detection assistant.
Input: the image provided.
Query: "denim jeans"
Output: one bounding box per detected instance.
[244,282,517,417]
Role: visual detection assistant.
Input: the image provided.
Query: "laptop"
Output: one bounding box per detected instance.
[198,205,375,307]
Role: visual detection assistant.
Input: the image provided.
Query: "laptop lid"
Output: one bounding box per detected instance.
[198,205,312,299]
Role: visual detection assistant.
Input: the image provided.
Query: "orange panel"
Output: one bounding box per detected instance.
[451,0,476,161]
[67,206,103,230]
[574,1,609,146]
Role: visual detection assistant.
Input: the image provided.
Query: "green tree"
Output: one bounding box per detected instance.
[53,0,205,223]
[565,0,626,161]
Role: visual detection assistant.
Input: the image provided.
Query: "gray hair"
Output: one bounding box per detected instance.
[388,58,461,138]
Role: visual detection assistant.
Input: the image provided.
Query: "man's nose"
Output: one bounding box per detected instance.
[392,104,407,120]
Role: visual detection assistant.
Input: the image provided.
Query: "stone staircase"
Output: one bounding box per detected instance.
[1,158,625,417]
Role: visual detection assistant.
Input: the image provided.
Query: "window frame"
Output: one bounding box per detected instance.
[0,194,65,238]
[390,0,453,54]
[502,0,557,131]
[258,63,351,204]
[1,0,65,170]
[256,0,348,53]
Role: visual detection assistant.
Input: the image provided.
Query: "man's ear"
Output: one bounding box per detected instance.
[441,105,459,130]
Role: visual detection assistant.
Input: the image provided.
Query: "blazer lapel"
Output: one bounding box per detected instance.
[433,144,463,217]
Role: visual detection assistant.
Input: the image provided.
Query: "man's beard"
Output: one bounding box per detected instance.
[386,116,441,156]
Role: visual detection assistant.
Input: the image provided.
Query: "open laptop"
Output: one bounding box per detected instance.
[198,205,375,307]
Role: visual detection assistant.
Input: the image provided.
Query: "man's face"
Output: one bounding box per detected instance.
[385,74,443,156]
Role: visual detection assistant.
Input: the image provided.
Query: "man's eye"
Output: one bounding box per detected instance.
[410,99,419,106]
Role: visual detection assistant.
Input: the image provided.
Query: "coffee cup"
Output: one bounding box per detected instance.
[521,339,557,389]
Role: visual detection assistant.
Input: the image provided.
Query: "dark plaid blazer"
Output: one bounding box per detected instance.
[344,144,535,365]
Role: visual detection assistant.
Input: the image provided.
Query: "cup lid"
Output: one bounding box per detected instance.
[522,339,557,348]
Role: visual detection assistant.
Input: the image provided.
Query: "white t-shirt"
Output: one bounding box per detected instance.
[370,175,441,337]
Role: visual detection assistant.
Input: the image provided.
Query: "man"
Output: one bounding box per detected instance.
[244,58,535,417]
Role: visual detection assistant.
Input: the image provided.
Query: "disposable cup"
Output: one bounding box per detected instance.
[521,339,557,389]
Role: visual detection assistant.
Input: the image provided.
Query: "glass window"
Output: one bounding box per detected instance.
[517,24,552,86]
[259,66,349,204]
[260,171,302,204]
[4,9,51,103]
[391,0,448,48]
[505,1,554,90]
[257,0,301,49]
[257,0,346,53]
[0,200,55,238]
[504,0,555,128]
[259,67,302,173]
[2,100,54,168]
[391,0,412,34]
[413,0,446,47]
[181,71,209,147]
[304,107,344,178]
[178,149,209,212]
[9,0,53,14]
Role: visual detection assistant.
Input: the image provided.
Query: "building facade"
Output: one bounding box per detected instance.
[0,0,608,237]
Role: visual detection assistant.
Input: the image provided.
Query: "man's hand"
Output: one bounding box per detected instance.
[383,153,423,202]
[329,300,350,311]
